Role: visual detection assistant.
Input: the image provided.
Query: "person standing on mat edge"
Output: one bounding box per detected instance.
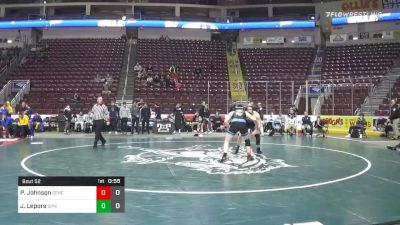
[92,97,109,148]
[389,99,400,140]
[108,100,119,134]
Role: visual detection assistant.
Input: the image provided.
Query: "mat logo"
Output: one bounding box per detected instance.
[120,145,294,175]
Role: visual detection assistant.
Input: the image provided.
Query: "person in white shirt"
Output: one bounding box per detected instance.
[133,63,142,73]
[119,102,130,134]
[74,112,85,132]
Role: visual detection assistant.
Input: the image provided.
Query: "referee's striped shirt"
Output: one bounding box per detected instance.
[92,104,109,121]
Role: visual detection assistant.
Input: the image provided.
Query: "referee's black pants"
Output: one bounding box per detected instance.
[93,119,106,146]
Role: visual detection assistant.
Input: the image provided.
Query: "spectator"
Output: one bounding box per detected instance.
[314,116,327,138]
[160,35,166,41]
[72,93,81,105]
[194,67,203,79]
[346,113,367,138]
[140,103,151,134]
[102,81,111,95]
[389,99,400,140]
[203,104,211,133]
[63,105,72,135]
[138,68,147,80]
[172,103,185,133]
[197,101,206,132]
[108,100,120,134]
[165,35,170,41]
[119,102,130,134]
[32,113,43,132]
[301,111,313,135]
[130,102,140,134]
[133,62,142,73]
[153,74,160,85]
[210,111,223,132]
[0,113,13,138]
[169,65,176,73]
[0,104,8,119]
[165,74,172,88]
[73,112,85,132]
[147,64,153,73]
[145,76,154,87]
[5,101,15,115]
[17,111,29,138]
[154,103,162,120]
[105,73,113,86]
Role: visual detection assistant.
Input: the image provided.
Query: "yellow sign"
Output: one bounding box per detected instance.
[226,51,247,101]
[341,0,382,11]
[321,115,373,133]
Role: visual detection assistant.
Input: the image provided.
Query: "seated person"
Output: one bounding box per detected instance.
[346,113,367,138]
[265,112,275,131]
[83,111,94,132]
[210,111,224,132]
[276,112,285,128]
[301,111,313,135]
[31,113,43,132]
[74,112,85,132]
[0,114,13,138]
[133,62,142,72]
[384,120,393,138]
[285,112,297,134]
[314,116,327,137]
[17,111,29,138]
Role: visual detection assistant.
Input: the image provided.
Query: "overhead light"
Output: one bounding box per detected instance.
[291,40,295,43]
[43,1,46,4]
[310,16,315,20]
[122,16,126,20]
[7,39,12,43]
[353,36,358,40]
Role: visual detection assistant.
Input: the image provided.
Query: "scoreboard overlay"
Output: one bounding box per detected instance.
[18,176,125,213]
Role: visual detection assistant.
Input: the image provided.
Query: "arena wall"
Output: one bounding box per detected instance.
[138,28,211,41]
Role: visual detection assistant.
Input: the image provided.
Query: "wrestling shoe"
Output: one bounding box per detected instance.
[387,145,398,151]
[256,147,263,154]
[233,145,240,154]
[219,153,228,163]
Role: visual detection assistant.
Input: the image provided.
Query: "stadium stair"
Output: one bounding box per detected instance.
[116,39,135,103]
[226,44,247,101]
[360,67,400,116]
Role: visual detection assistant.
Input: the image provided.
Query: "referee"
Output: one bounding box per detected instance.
[92,97,109,148]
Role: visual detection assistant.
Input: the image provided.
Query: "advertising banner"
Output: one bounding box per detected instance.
[330,34,347,43]
[266,36,285,44]
[359,32,370,39]
[293,36,312,43]
[320,115,373,133]
[12,80,27,92]
[341,0,382,11]
[383,0,400,9]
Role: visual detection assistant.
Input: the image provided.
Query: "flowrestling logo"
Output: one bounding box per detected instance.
[120,145,294,175]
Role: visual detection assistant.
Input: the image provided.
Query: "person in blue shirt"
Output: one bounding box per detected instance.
[32,113,43,131]
[346,113,367,138]
[0,114,13,138]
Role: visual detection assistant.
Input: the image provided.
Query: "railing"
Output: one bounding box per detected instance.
[121,39,133,102]
[294,85,302,109]
[0,80,12,104]
[11,80,30,108]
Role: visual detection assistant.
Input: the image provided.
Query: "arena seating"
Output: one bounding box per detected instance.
[239,47,315,114]
[320,86,370,115]
[9,38,125,114]
[377,77,400,116]
[135,39,228,113]
[0,47,21,69]
[320,43,400,115]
